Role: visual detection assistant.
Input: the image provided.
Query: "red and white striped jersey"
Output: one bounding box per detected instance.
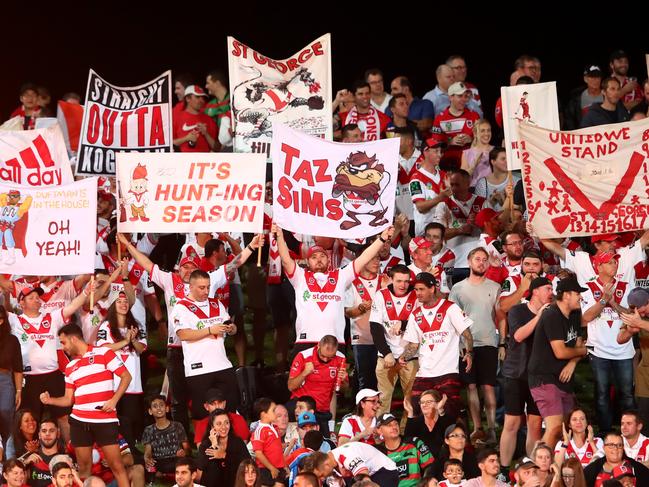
[65,345,128,423]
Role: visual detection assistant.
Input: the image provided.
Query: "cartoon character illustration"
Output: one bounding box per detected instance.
[332,151,391,230]
[232,66,324,140]
[0,189,32,264]
[122,163,150,222]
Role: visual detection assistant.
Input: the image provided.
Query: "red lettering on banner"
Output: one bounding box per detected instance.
[101,109,117,145]
[135,107,148,146]
[149,106,165,145]
[230,40,248,58]
[120,111,132,146]
[86,104,163,148]
[162,205,257,223]
[87,104,100,143]
[232,41,325,73]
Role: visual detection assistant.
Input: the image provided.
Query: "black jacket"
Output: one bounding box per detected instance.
[580,101,629,128]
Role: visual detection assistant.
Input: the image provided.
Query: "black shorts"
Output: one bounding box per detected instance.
[267,279,295,327]
[460,346,497,386]
[504,377,540,416]
[69,417,120,447]
[23,370,70,419]
[259,466,287,486]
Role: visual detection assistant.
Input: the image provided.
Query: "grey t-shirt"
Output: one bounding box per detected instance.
[449,278,500,347]
[142,421,188,460]
[580,90,603,110]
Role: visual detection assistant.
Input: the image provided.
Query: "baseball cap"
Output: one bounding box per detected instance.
[8,189,20,197]
[627,287,649,308]
[203,388,226,404]
[591,234,619,243]
[184,85,208,97]
[408,236,433,255]
[528,276,552,294]
[592,251,619,267]
[297,412,318,427]
[306,245,327,259]
[556,276,587,293]
[474,208,499,228]
[514,457,538,471]
[612,463,635,480]
[18,286,44,301]
[584,65,603,77]
[376,413,398,427]
[414,272,437,288]
[423,133,447,150]
[448,81,470,97]
[610,49,629,62]
[355,388,381,405]
[179,255,201,268]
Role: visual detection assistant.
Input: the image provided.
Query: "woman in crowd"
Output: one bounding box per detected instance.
[338,389,381,445]
[95,290,146,449]
[5,409,38,460]
[533,442,555,487]
[474,147,520,211]
[404,390,454,458]
[430,423,480,480]
[554,408,603,467]
[0,305,22,448]
[461,118,494,187]
[197,409,250,487]
[550,457,587,487]
[234,459,261,487]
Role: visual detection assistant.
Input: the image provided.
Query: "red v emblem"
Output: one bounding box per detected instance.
[544,152,644,222]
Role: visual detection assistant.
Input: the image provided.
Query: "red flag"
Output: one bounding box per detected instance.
[56,100,84,152]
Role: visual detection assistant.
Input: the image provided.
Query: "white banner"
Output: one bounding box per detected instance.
[271,124,399,239]
[228,34,332,159]
[501,82,560,170]
[0,178,97,275]
[76,69,173,176]
[0,125,74,187]
[116,153,266,233]
[519,118,649,238]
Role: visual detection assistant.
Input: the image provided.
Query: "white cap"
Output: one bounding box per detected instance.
[355,388,381,405]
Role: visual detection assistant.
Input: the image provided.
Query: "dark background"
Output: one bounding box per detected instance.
[3,4,646,126]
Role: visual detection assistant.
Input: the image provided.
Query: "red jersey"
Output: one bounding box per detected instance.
[173,110,217,152]
[251,423,285,468]
[434,107,480,169]
[340,107,391,140]
[289,345,346,412]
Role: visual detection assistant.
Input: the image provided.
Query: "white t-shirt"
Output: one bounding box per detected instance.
[170,298,232,377]
[369,288,419,358]
[96,321,147,394]
[403,299,471,378]
[287,263,356,343]
[344,274,383,346]
[10,309,68,375]
[580,279,634,360]
[562,241,644,284]
[410,166,446,236]
[624,433,649,462]
[330,442,397,476]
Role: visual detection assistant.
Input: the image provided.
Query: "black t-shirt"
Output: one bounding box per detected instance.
[528,304,581,392]
[403,414,455,458]
[502,303,536,379]
[196,436,250,487]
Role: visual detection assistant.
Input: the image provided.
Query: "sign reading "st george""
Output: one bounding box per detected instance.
[75,70,172,176]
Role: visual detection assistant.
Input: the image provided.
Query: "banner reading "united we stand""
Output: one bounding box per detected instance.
[520,118,649,238]
[76,70,172,176]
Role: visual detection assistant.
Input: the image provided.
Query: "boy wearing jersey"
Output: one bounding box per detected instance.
[170,270,239,420]
[401,272,474,420]
[272,223,393,356]
[40,324,132,487]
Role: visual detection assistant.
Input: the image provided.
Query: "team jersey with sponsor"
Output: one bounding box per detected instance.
[287,264,356,344]
[433,107,480,166]
[172,110,217,152]
[78,301,109,344]
[485,257,522,285]
[340,107,391,141]
[377,437,434,487]
[65,345,128,423]
[554,438,604,466]
[251,422,285,468]
[624,433,649,462]
[10,309,68,375]
[13,278,78,314]
[289,346,346,412]
[170,298,231,377]
[370,287,419,358]
[396,150,421,220]
[433,195,485,267]
[478,234,505,259]
[96,321,147,394]
[562,241,644,284]
[580,278,634,360]
[409,166,448,236]
[345,274,385,346]
[338,414,378,444]
[634,259,649,289]
[330,442,397,476]
[403,299,472,378]
[96,256,154,327]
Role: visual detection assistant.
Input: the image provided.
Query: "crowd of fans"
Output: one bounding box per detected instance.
[1,48,649,487]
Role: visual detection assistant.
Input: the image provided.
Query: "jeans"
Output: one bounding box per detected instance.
[589,355,635,432]
[353,344,378,391]
[0,372,15,449]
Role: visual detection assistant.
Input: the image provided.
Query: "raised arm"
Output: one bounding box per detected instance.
[353,226,394,273]
[118,233,154,274]
[62,283,91,320]
[224,234,264,274]
[272,223,296,276]
[540,239,566,261]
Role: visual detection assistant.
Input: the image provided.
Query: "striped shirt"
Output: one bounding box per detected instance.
[65,345,128,423]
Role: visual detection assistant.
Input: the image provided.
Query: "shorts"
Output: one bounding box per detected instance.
[69,417,120,447]
[530,383,575,418]
[460,346,497,386]
[259,466,287,486]
[504,377,540,416]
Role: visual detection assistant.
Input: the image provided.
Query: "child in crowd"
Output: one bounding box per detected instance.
[251,398,286,487]
[439,459,466,486]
